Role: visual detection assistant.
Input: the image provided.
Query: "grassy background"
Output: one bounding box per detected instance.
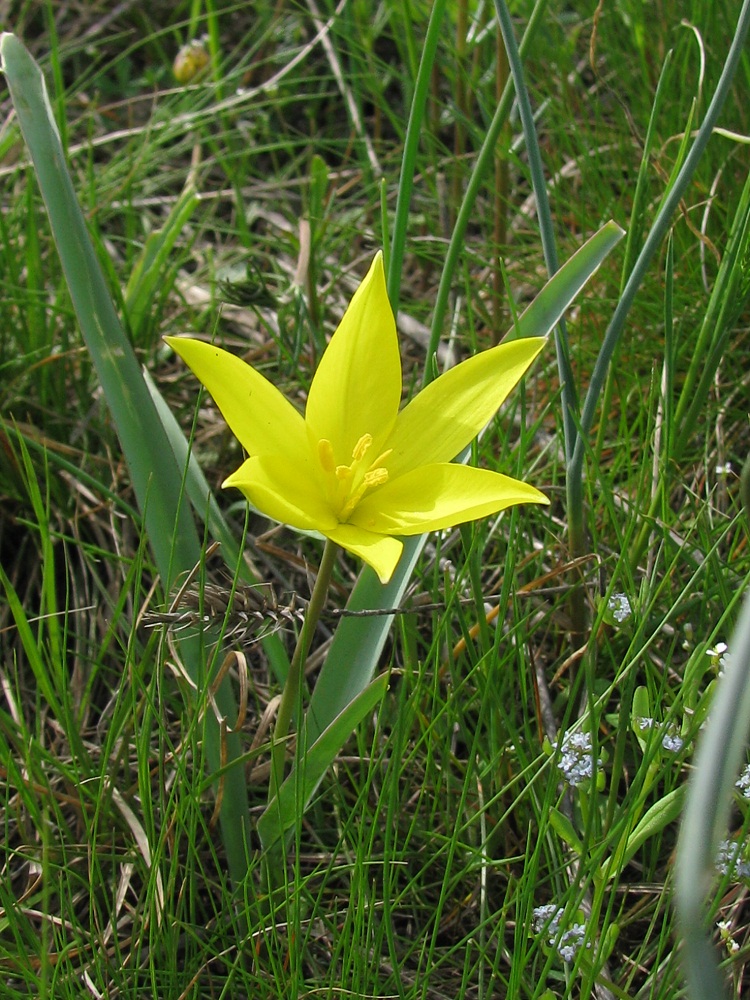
[1,1,749,997]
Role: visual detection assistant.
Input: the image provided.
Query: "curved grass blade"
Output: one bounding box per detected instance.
[676,592,750,1000]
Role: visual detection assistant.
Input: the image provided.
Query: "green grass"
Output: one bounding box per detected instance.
[1,1,750,997]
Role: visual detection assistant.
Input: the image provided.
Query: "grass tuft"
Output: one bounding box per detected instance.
[1,2,750,997]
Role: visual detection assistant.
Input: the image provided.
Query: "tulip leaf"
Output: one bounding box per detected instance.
[0,33,252,886]
[258,672,390,849]
[511,221,624,340]
[0,32,198,587]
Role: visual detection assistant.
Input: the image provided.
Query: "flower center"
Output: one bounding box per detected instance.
[317,433,391,521]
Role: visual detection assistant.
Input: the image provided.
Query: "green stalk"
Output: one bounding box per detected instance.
[493,0,577,455]
[493,0,588,638]
[569,0,750,485]
[269,539,338,804]
[263,540,338,884]
[425,0,548,375]
[387,0,448,310]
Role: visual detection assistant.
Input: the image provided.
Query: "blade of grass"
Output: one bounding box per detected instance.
[124,184,200,346]
[424,0,549,369]
[569,0,750,484]
[493,0,575,455]
[631,167,750,565]
[387,0,448,311]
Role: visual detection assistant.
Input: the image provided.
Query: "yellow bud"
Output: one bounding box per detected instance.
[173,39,210,85]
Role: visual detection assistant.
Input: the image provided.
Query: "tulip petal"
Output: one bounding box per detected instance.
[305,252,401,464]
[325,522,404,584]
[165,336,308,463]
[352,463,548,535]
[223,455,338,533]
[385,337,546,478]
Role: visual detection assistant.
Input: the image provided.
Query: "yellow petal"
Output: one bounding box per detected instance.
[305,252,401,464]
[384,337,546,479]
[324,522,404,584]
[223,455,338,533]
[165,336,308,463]
[352,463,548,535]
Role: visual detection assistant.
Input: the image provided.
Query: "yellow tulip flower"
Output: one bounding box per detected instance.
[166,252,548,583]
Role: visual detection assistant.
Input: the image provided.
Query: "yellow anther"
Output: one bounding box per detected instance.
[318,438,335,473]
[319,430,390,521]
[363,468,389,488]
[352,433,373,462]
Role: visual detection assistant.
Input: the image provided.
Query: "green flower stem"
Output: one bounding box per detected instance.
[269,539,338,804]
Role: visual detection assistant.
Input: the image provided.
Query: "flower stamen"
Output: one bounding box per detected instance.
[317,435,392,522]
[364,468,389,488]
[318,438,335,474]
[352,433,373,462]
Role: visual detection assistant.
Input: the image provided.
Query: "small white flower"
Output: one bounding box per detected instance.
[736,763,750,798]
[558,923,588,962]
[661,731,684,753]
[532,903,562,935]
[707,642,732,676]
[706,642,728,659]
[715,463,733,475]
[636,717,683,753]
[607,593,632,623]
[532,904,590,963]
[557,730,601,787]
[716,839,750,880]
[717,920,740,954]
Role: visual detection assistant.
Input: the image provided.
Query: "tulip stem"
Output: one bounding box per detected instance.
[269,538,338,806]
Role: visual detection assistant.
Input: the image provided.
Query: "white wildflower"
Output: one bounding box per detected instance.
[532,903,590,963]
[736,763,750,799]
[715,839,750,880]
[607,593,632,623]
[558,730,601,787]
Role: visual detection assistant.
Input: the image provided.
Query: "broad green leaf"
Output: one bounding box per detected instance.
[548,806,584,855]
[0,32,197,590]
[600,787,684,882]
[258,672,390,849]
[0,33,251,886]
